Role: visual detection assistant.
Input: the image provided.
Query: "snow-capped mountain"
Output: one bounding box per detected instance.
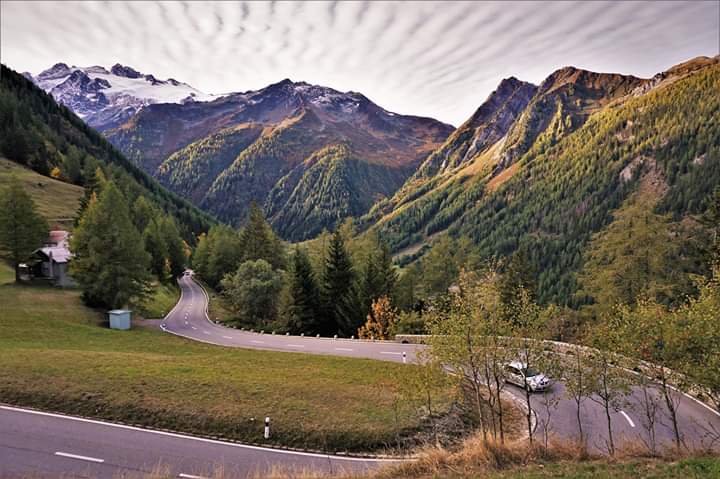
[26,63,220,131]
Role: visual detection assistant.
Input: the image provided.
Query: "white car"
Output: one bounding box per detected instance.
[504,361,551,392]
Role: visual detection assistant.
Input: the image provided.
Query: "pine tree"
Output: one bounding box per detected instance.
[321,230,357,336]
[0,178,48,282]
[70,182,150,308]
[376,242,398,299]
[287,249,322,334]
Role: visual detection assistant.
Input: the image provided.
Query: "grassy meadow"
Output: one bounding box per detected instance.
[0,157,83,229]
[0,282,446,452]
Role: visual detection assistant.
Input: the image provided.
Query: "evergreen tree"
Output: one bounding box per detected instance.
[375,242,398,300]
[142,219,168,279]
[286,249,322,334]
[70,182,150,308]
[0,178,48,282]
[239,203,286,270]
[62,145,83,184]
[192,232,210,276]
[500,247,537,323]
[321,230,357,336]
[132,196,158,233]
[206,226,243,287]
[161,217,186,278]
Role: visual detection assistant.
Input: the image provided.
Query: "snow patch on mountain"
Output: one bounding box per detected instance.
[29,63,221,130]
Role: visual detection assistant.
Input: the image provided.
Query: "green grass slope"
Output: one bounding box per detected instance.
[0,283,445,452]
[0,157,83,228]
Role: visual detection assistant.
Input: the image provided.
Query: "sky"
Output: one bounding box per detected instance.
[1,1,718,126]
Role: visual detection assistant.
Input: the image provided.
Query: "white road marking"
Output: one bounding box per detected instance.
[287,344,305,348]
[222,336,233,340]
[203,331,211,335]
[380,352,402,355]
[191,326,197,330]
[2,405,401,462]
[54,451,104,463]
[251,340,265,344]
[179,474,208,479]
[335,348,354,352]
[620,410,636,428]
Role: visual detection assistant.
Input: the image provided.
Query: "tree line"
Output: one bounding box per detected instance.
[192,208,403,337]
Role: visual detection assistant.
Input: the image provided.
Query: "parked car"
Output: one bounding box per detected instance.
[504,361,551,392]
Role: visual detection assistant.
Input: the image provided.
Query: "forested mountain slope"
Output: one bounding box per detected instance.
[103,79,453,240]
[0,65,214,240]
[362,56,720,305]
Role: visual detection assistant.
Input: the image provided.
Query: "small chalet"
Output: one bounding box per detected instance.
[31,230,74,286]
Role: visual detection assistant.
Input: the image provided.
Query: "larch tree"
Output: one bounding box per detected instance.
[0,178,48,282]
[70,182,150,309]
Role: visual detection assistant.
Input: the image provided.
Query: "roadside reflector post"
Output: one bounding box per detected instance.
[301,333,304,337]
[260,330,264,334]
[264,417,270,439]
[286,332,290,336]
[333,334,337,339]
[316,334,320,338]
[402,352,407,364]
[351,335,354,340]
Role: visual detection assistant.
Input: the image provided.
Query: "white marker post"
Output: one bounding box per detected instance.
[402,352,407,364]
[264,417,270,439]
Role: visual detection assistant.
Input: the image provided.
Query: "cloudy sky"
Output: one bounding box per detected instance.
[1,1,718,125]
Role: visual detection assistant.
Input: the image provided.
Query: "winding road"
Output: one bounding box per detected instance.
[2,272,718,478]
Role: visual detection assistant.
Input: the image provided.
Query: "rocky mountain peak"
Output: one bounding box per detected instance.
[110,63,142,78]
[37,62,72,80]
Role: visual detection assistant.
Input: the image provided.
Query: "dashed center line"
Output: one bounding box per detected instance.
[202,331,211,335]
[222,336,233,340]
[54,451,104,463]
[380,351,402,355]
[286,344,305,348]
[191,326,197,330]
[620,410,635,428]
[334,348,354,352]
[251,340,265,344]
[178,474,208,479]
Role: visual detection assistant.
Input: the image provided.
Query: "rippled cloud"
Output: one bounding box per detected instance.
[1,1,718,125]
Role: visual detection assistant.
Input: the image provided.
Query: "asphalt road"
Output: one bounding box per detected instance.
[161,274,720,453]
[3,272,718,478]
[161,273,421,363]
[0,405,397,478]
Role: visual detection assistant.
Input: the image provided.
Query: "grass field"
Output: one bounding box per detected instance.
[0,260,14,285]
[0,283,446,452]
[133,281,180,319]
[0,157,83,228]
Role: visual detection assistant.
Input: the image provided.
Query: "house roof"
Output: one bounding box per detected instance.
[37,245,72,264]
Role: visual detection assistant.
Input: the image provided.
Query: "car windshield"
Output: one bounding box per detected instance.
[522,367,540,377]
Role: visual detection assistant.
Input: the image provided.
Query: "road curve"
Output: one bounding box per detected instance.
[164,273,720,453]
[4,273,718,478]
[161,273,421,362]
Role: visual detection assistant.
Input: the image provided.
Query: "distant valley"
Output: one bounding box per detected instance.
[28,64,453,239]
[26,57,720,305]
